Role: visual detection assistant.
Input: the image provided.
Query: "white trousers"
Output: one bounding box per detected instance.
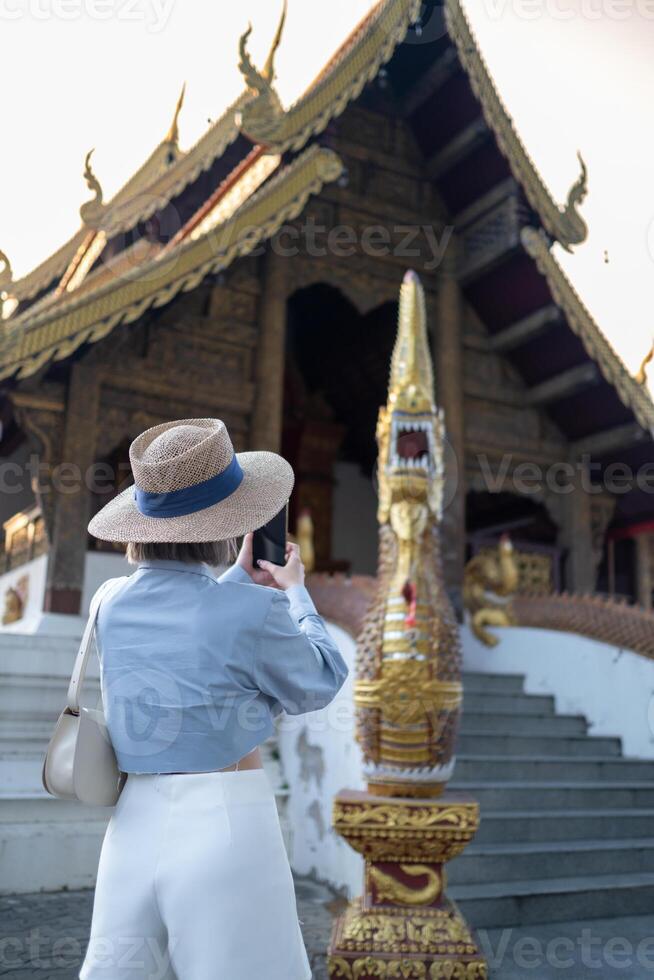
[79,769,312,980]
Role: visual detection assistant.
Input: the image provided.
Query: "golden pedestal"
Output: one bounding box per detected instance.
[327,790,487,980]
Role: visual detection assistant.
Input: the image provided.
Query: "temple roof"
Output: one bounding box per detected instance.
[6,107,187,305]
[521,228,654,432]
[443,2,587,251]
[0,145,342,381]
[4,0,585,306]
[0,0,649,449]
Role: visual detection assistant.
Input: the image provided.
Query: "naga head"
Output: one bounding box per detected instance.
[377,270,445,526]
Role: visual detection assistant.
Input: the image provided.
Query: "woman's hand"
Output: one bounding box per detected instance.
[235,532,276,587]
[257,541,305,591]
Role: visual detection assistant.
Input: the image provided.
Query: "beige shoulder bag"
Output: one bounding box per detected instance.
[42,577,128,807]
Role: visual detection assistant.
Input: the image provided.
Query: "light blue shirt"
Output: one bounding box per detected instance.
[94,559,348,773]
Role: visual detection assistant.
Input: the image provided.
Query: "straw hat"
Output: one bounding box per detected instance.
[88,418,294,543]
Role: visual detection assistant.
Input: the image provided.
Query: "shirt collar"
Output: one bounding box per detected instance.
[136,559,217,579]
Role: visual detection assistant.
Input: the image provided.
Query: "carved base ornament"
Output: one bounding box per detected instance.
[328,792,487,979]
[328,273,486,977]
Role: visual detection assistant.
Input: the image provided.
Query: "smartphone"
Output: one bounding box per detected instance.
[252,502,288,567]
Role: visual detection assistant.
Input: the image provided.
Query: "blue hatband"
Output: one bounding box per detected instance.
[134,455,244,518]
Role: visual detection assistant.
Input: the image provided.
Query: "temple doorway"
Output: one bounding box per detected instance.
[282,284,398,575]
[466,490,562,593]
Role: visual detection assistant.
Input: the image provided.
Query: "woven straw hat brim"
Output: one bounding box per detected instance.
[87,451,294,543]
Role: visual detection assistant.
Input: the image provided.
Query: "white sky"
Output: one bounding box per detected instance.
[1,0,653,386]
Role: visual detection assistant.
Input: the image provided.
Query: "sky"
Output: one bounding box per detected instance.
[1,0,653,386]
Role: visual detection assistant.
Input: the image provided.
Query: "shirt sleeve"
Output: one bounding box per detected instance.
[254,586,349,716]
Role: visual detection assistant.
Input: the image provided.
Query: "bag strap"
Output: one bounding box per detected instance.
[66,577,127,713]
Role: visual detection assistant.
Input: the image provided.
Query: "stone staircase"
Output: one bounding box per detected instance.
[449,670,654,928]
[0,630,289,894]
[0,630,113,893]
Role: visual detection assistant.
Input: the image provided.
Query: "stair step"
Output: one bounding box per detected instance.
[455,732,622,758]
[450,781,654,809]
[448,838,654,885]
[454,755,651,782]
[462,693,555,715]
[0,794,112,824]
[474,808,654,844]
[451,872,654,928]
[460,672,525,694]
[0,634,81,652]
[0,819,107,894]
[459,711,587,736]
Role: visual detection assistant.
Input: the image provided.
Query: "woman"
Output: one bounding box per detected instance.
[79,418,348,980]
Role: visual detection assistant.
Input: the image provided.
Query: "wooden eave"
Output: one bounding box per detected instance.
[0,145,344,382]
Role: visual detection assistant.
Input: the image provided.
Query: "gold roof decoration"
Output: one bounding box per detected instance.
[10,0,595,306]
[559,151,588,253]
[79,149,106,229]
[164,82,186,145]
[5,232,89,307]
[10,8,296,304]
[262,0,287,83]
[6,96,242,306]
[444,0,588,252]
[0,145,344,381]
[0,249,13,294]
[186,150,281,242]
[237,18,286,148]
[636,339,654,387]
[236,0,422,153]
[521,227,654,432]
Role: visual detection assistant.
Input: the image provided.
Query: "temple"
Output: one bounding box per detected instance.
[2,1,654,957]
[1,0,653,625]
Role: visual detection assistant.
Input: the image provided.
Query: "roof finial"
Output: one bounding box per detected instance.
[0,249,13,294]
[165,82,186,144]
[262,0,287,83]
[237,15,284,147]
[636,338,654,386]
[79,149,105,228]
[559,151,588,253]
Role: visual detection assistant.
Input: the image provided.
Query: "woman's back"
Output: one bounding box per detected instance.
[81,417,342,979]
[96,558,347,774]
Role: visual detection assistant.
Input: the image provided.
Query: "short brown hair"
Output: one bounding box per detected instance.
[126,539,238,566]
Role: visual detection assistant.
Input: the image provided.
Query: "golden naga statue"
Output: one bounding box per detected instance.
[354,269,462,798]
[462,535,519,647]
[329,271,487,978]
[236,1,287,148]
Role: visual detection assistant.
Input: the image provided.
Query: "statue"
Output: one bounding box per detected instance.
[328,271,486,979]
[296,509,315,574]
[354,269,461,797]
[462,535,519,647]
[2,575,28,625]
